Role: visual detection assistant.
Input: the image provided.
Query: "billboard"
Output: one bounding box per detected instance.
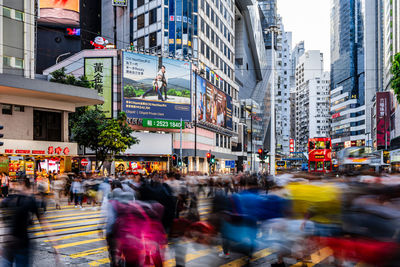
[122,52,191,121]
[84,58,113,118]
[113,0,128,6]
[39,0,80,26]
[194,74,232,129]
[376,92,391,148]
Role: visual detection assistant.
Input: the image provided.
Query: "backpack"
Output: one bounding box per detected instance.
[111,200,166,266]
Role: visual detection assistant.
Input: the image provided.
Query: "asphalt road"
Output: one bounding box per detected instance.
[0,197,359,267]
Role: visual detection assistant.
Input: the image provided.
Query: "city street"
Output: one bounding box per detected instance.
[3,196,345,267]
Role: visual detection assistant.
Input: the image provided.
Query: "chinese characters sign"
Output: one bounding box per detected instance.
[84,58,113,118]
[376,92,390,148]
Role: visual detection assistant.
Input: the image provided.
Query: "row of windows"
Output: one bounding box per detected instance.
[201,0,234,29]
[137,0,155,8]
[137,8,158,30]
[2,7,24,21]
[216,133,231,149]
[135,31,158,49]
[3,56,24,69]
[2,104,24,115]
[200,41,233,80]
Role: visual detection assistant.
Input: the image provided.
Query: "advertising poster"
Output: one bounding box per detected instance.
[122,51,191,121]
[226,94,233,130]
[205,82,227,128]
[84,57,113,118]
[39,0,80,26]
[376,92,391,148]
[195,74,207,122]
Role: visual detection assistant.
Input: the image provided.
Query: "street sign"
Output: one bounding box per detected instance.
[112,0,127,6]
[225,160,235,168]
[81,159,89,166]
[142,119,185,129]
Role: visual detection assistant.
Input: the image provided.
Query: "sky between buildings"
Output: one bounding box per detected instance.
[277,0,331,71]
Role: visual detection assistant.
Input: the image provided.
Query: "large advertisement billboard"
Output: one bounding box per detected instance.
[122,52,191,121]
[84,58,113,118]
[39,0,80,26]
[194,74,232,130]
[376,92,391,148]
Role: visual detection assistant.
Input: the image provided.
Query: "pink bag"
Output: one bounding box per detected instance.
[112,200,167,266]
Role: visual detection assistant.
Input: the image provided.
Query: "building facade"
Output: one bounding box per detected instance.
[330,0,366,151]
[295,50,329,152]
[0,0,35,78]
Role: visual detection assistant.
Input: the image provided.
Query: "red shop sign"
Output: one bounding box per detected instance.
[4,149,13,153]
[32,150,46,154]
[15,150,30,154]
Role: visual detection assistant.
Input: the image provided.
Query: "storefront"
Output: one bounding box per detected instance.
[0,139,78,179]
[390,148,400,173]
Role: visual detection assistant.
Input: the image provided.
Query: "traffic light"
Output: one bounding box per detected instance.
[0,125,3,146]
[210,155,215,164]
[172,154,178,166]
[263,150,268,160]
[183,157,189,166]
[178,158,182,167]
[257,148,263,159]
[207,152,211,164]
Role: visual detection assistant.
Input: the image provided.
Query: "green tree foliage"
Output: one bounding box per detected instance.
[392,53,400,103]
[70,109,139,170]
[49,67,93,88]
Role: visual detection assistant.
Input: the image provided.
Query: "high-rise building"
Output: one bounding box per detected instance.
[0,0,35,78]
[290,41,305,141]
[330,0,366,151]
[258,0,277,49]
[295,51,329,152]
[100,0,239,172]
[275,16,292,155]
[235,0,271,171]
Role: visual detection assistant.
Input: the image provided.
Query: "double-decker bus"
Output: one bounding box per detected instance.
[308,137,332,173]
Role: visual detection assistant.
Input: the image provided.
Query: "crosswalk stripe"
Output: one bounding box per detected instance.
[219,248,274,267]
[36,214,102,224]
[34,223,103,236]
[29,218,99,230]
[69,246,108,259]
[88,246,221,267]
[44,230,102,242]
[291,247,333,267]
[53,237,105,249]
[44,211,100,220]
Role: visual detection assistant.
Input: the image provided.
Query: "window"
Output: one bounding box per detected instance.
[2,7,11,18]
[137,14,145,29]
[2,104,12,115]
[137,0,144,7]
[3,56,11,67]
[206,3,210,17]
[14,105,24,112]
[201,18,204,33]
[14,10,23,21]
[137,36,145,49]
[34,110,61,141]
[216,134,219,146]
[149,8,157,25]
[149,32,157,48]
[15,58,23,69]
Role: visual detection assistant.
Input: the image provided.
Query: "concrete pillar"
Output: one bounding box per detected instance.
[62,111,69,142]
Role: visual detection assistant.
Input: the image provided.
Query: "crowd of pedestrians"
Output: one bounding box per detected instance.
[1,169,400,266]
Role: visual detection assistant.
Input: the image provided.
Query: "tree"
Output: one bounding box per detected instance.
[70,109,139,170]
[49,67,93,88]
[392,53,400,103]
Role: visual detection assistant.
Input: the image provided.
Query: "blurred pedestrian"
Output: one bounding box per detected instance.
[71,177,84,208]
[1,172,9,198]
[53,174,66,210]
[1,178,60,266]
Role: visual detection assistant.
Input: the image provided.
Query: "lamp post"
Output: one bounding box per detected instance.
[268,25,279,176]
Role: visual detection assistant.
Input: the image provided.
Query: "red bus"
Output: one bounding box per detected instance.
[308,137,332,173]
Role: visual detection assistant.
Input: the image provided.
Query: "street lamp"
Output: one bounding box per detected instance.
[266,25,280,176]
[56,52,71,64]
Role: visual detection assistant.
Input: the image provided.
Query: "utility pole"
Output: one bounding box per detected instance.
[194,71,198,172]
[269,25,279,177]
[180,118,183,172]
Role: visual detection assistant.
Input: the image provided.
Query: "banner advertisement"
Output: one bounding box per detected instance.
[122,52,191,121]
[376,92,391,148]
[39,0,80,26]
[84,57,113,118]
[195,74,207,122]
[226,95,233,130]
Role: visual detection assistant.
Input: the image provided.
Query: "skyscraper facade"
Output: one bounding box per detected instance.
[330,0,366,150]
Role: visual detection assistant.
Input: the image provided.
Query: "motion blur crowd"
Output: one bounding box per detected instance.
[1,170,400,266]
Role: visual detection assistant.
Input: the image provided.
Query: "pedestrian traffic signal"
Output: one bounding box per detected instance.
[207,152,211,164]
[0,125,3,146]
[210,155,215,164]
[258,148,263,159]
[172,154,178,166]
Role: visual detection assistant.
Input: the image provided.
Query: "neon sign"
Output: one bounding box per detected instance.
[66,28,81,36]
